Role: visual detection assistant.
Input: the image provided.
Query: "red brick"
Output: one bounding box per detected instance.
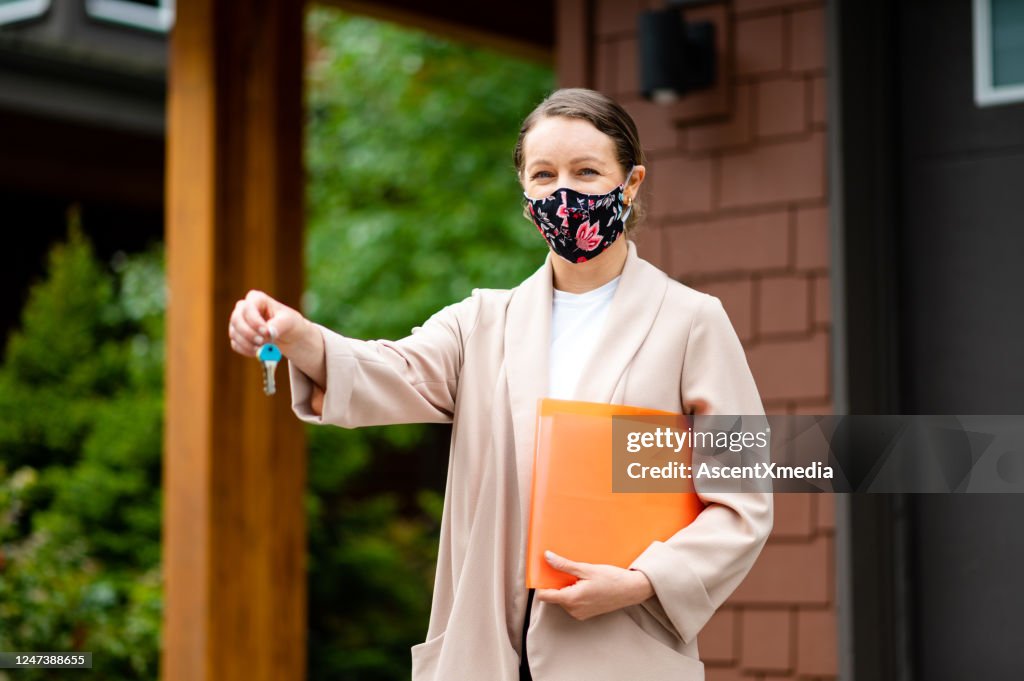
[700,607,739,665]
[757,77,806,137]
[789,7,826,72]
[699,278,755,343]
[810,75,828,125]
[649,155,713,218]
[771,493,815,539]
[595,0,641,36]
[747,331,829,400]
[815,493,836,532]
[665,211,789,277]
[795,205,829,270]
[758,275,811,336]
[556,0,589,87]
[633,224,669,271]
[614,37,639,96]
[734,0,814,14]
[719,132,826,208]
[792,398,832,416]
[763,399,790,416]
[730,538,831,605]
[705,668,756,681]
[595,38,617,94]
[735,14,785,76]
[740,609,793,672]
[797,609,838,676]
[626,99,683,154]
[687,83,754,153]
[812,275,830,325]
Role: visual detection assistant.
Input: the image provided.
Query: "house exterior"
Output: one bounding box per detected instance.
[3,1,1022,679]
[0,0,166,338]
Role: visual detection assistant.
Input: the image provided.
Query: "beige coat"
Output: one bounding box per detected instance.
[287,239,773,681]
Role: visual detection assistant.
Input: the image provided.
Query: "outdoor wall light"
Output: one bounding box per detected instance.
[639,0,718,103]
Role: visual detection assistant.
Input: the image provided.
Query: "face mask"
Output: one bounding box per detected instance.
[523,167,635,264]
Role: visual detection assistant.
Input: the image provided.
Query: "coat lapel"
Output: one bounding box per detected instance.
[504,240,669,534]
[572,240,668,402]
[504,250,554,528]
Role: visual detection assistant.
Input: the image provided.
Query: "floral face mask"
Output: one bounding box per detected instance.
[523,167,635,264]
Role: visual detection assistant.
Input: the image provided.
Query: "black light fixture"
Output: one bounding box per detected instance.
[638,0,717,103]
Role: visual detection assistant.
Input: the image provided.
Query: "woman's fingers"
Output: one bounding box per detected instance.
[229,334,258,358]
[544,551,588,578]
[228,302,259,346]
[228,290,276,356]
[267,309,302,345]
[228,312,260,355]
[241,308,268,344]
[228,289,306,357]
[243,290,275,340]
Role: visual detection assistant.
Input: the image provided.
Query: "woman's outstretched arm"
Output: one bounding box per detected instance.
[230,288,482,427]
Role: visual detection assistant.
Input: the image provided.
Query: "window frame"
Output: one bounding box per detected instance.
[973,0,1024,107]
[84,0,175,34]
[0,0,51,26]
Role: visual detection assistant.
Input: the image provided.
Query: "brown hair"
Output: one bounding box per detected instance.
[514,88,646,232]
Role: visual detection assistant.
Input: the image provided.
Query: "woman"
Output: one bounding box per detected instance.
[228,88,773,681]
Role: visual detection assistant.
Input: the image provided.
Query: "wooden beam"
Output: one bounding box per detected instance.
[556,0,592,88]
[162,1,307,680]
[324,0,555,64]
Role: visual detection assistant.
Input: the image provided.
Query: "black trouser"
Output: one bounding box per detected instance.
[519,588,536,681]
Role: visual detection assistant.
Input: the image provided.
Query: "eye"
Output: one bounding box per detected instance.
[579,167,600,176]
[530,170,554,180]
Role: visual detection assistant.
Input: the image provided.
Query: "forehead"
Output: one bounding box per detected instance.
[522,116,618,166]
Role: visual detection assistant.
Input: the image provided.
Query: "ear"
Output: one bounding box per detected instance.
[625,165,646,202]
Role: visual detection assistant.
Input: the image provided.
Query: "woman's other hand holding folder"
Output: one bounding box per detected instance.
[534,550,655,620]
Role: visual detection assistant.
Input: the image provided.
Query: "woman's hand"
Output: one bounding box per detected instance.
[228,290,327,413]
[228,289,308,358]
[533,551,656,620]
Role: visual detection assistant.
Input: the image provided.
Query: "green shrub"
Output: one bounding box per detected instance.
[0,221,165,679]
[303,8,551,680]
[0,8,551,681]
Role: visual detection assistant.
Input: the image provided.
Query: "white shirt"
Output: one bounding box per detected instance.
[548,275,622,399]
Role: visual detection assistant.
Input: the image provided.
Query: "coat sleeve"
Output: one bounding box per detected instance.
[286,291,483,428]
[627,293,774,644]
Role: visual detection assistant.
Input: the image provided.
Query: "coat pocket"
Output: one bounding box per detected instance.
[625,600,683,646]
[410,631,446,681]
[620,605,705,678]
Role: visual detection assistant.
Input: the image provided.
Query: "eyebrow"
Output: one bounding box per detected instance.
[527,155,606,170]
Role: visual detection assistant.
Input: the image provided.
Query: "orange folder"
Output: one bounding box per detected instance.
[526,398,707,589]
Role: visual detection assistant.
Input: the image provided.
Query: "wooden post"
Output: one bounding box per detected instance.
[162,1,307,680]
[556,0,591,88]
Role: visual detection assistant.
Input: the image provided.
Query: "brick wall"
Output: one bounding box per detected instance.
[557,1,837,678]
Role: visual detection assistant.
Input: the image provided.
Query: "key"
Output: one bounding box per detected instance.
[258,342,282,395]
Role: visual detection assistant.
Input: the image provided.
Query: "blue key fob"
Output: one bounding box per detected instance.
[258,343,282,362]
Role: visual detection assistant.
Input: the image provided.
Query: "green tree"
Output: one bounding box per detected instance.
[0,218,165,680]
[0,8,552,681]
[302,8,552,680]
[305,7,553,337]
